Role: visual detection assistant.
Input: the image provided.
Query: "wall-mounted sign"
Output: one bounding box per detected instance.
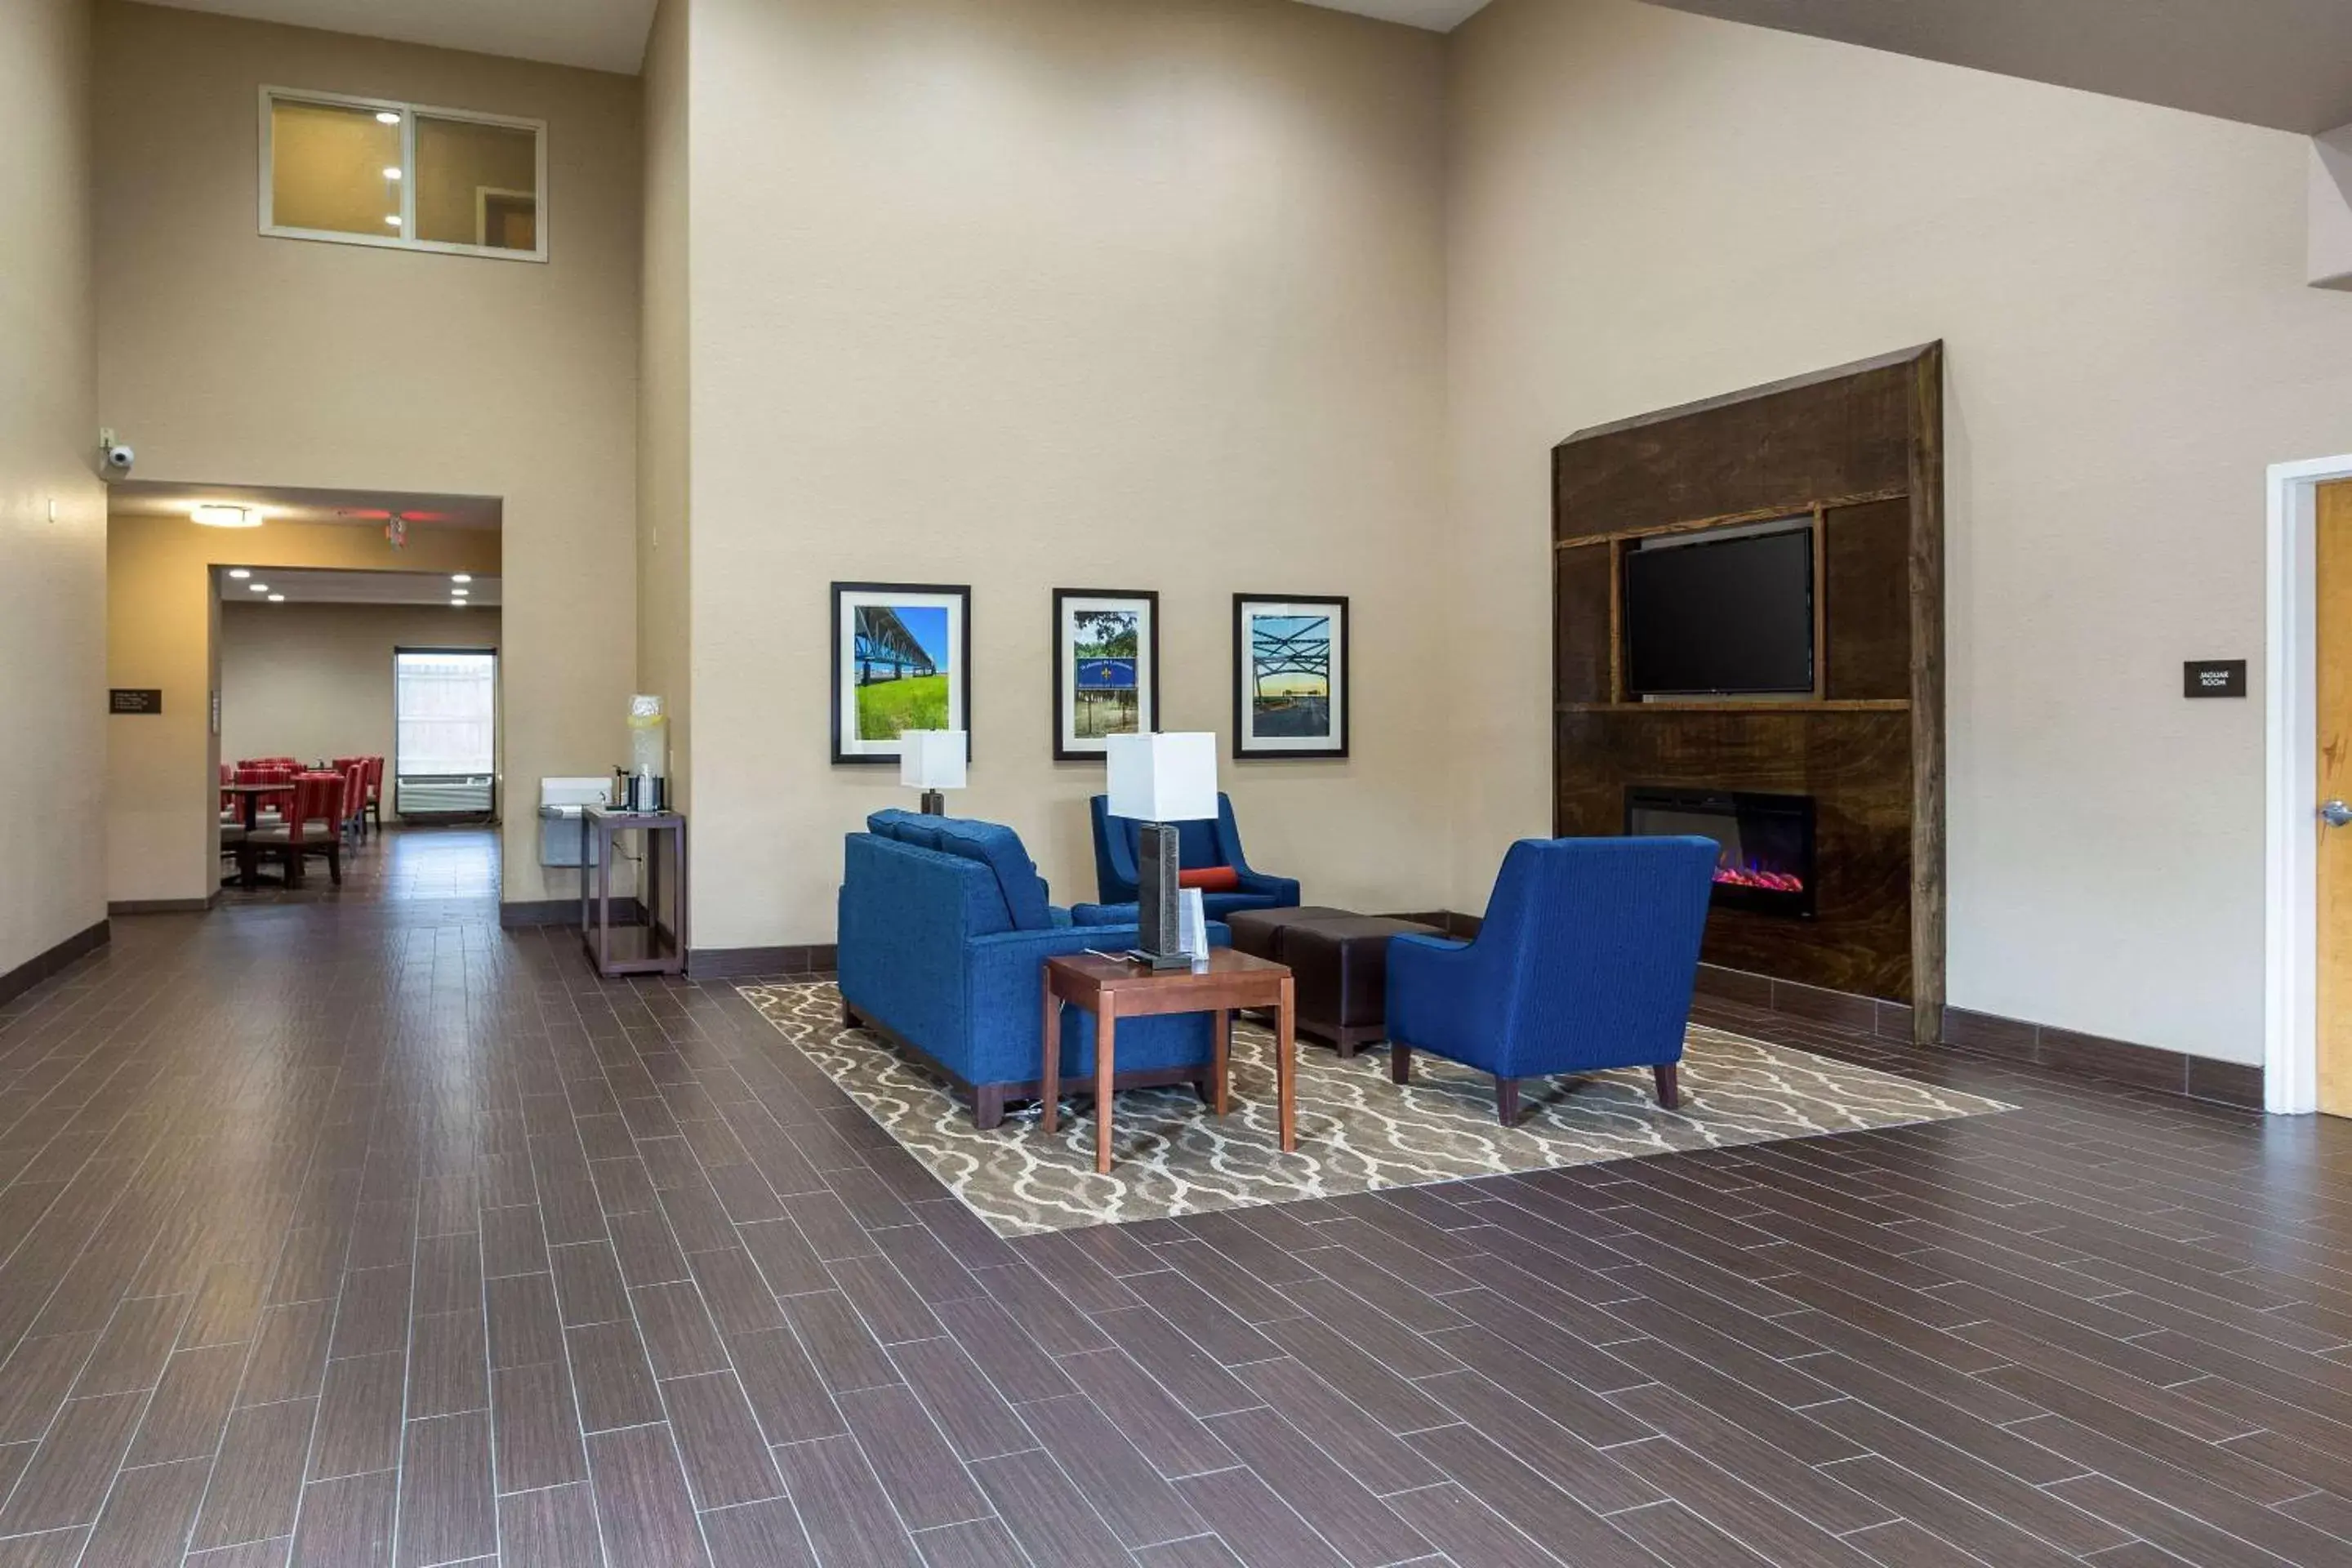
[109,688,163,715]
[2183,659,2247,699]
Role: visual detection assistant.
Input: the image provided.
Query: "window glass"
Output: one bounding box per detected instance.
[270,98,403,238]
[414,114,539,251]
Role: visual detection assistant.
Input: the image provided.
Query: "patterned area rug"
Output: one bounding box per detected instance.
[739,981,2011,1236]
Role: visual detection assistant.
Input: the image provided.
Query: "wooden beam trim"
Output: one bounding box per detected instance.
[1556,487,1909,549]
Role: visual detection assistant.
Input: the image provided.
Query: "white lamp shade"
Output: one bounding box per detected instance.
[1106,732,1218,822]
[898,730,968,791]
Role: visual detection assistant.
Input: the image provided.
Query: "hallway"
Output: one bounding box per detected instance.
[3,836,2352,1565]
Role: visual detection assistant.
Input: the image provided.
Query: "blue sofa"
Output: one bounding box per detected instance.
[838,811,1223,1129]
[1088,792,1300,922]
[1386,836,1718,1125]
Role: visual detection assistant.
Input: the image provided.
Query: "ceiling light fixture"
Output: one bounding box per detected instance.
[383,167,402,180]
[247,583,269,593]
[449,599,467,608]
[267,594,285,603]
[451,588,469,597]
[190,504,261,528]
[375,110,399,124]
[451,574,471,584]
[385,215,402,228]
[227,568,251,579]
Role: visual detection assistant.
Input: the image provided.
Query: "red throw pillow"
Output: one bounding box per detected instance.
[1179,866,1241,893]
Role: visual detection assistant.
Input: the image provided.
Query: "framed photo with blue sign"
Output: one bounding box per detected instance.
[1053,589,1158,761]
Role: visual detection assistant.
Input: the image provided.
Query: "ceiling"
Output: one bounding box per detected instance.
[1644,0,2352,134]
[1293,0,1492,29]
[140,0,1493,75]
[140,0,661,75]
[109,482,502,532]
[217,568,502,607]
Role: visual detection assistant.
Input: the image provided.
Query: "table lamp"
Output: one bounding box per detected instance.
[1106,732,1218,969]
[899,730,967,816]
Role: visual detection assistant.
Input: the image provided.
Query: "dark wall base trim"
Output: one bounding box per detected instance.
[0,920,110,1009]
[1691,960,2265,1111]
[108,896,218,915]
[501,897,645,929]
[688,944,838,981]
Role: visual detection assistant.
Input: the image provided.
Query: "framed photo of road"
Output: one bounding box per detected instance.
[1232,594,1348,760]
[831,582,971,765]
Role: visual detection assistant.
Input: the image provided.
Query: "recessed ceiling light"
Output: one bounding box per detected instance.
[190,504,260,528]
[449,599,467,608]
[267,594,285,603]
[452,588,469,597]
[382,167,402,180]
[375,111,399,124]
[451,574,471,584]
[247,582,270,592]
[385,215,402,228]
[227,568,251,579]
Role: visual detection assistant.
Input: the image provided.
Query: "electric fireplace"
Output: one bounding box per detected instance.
[1624,786,1816,919]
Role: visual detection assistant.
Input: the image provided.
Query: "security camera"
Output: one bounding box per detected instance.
[97,429,133,479]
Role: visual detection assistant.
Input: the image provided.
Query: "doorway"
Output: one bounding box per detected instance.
[394,647,500,821]
[2263,456,2352,1114]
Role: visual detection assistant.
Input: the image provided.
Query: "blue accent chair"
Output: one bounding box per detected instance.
[1385,836,1718,1125]
[839,811,1223,1129]
[1088,793,1300,923]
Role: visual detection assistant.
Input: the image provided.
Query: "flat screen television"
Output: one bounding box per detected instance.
[1623,525,1814,697]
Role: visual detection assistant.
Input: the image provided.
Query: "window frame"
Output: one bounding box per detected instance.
[258,85,549,265]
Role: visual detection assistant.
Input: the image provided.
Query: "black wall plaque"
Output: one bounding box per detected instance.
[2183,660,2246,699]
[109,688,163,715]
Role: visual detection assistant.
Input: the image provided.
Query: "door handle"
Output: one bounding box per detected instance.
[2324,800,2352,828]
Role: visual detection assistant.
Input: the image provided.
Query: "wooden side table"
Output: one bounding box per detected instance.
[579,808,688,978]
[1040,950,1297,1174]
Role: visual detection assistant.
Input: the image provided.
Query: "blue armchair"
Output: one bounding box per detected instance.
[1385,836,1718,1125]
[1088,792,1300,922]
[839,811,1223,1129]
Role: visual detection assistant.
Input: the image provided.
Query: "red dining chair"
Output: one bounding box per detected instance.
[341,761,367,841]
[232,765,295,824]
[239,772,345,887]
[363,756,385,834]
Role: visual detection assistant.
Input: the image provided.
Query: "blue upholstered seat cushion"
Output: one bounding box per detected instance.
[865,809,942,849]
[929,818,1056,932]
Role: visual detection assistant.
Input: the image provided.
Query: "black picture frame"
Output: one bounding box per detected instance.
[831,581,973,766]
[1232,593,1349,760]
[1051,588,1160,762]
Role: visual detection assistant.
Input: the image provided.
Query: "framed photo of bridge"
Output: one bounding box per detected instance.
[1232,593,1348,760]
[1052,589,1159,761]
[831,582,971,765]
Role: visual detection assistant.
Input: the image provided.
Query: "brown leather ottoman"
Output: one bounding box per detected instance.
[1285,915,1438,1058]
[1223,906,1355,962]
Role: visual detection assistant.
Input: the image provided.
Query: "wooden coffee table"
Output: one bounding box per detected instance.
[1040,950,1297,1174]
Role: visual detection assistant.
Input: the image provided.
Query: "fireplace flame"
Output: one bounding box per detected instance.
[1714,860,1805,893]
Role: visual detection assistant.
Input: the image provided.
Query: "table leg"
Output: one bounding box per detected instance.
[1095,1001,1116,1176]
[1210,1009,1230,1116]
[597,826,613,976]
[1040,980,1062,1138]
[1276,975,1297,1153]
[242,795,261,889]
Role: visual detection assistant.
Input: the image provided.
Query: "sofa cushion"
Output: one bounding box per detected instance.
[1179,866,1241,893]
[929,818,1055,931]
[866,808,943,850]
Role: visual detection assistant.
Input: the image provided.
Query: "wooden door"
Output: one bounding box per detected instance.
[2318,480,2352,1114]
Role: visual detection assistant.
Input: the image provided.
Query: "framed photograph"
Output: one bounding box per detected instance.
[831,582,971,765]
[1232,594,1348,760]
[1052,589,1159,761]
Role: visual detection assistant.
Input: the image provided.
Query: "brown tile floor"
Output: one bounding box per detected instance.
[3,826,2352,1565]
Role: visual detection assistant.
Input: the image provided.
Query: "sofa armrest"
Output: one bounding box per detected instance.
[1236,871,1300,905]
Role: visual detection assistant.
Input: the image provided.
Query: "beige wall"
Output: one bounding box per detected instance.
[682,0,1453,949]
[94,1,638,907]
[220,601,501,768]
[106,514,501,902]
[0,0,106,968]
[636,0,690,812]
[1446,0,2352,1063]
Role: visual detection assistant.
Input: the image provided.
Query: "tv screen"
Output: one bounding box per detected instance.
[1623,526,1814,697]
